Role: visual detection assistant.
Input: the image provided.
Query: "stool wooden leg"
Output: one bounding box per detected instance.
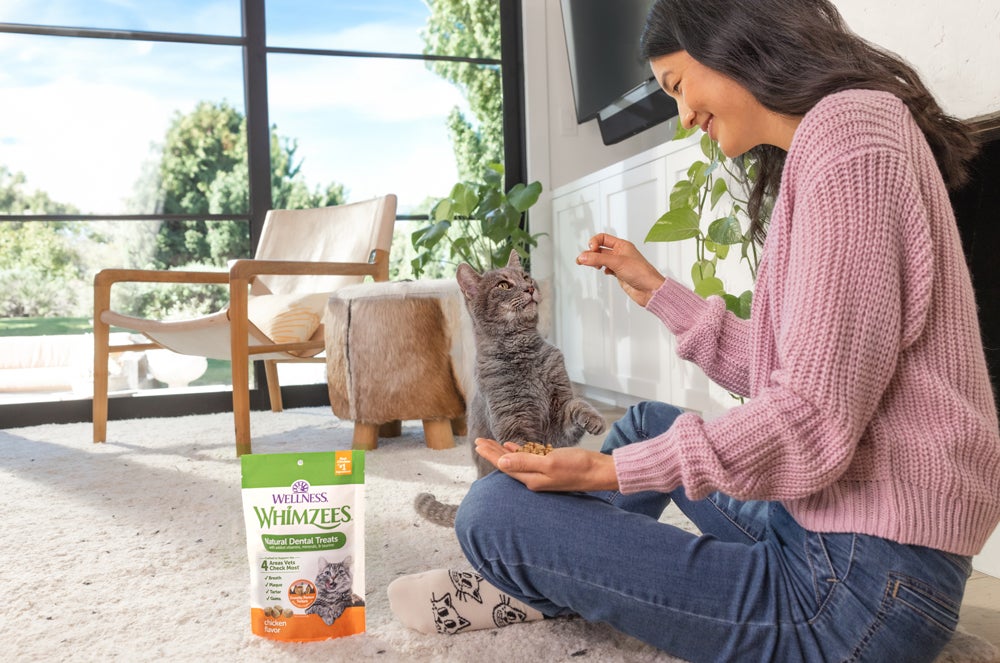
[423,419,455,450]
[353,423,379,450]
[379,420,402,437]
[451,416,467,436]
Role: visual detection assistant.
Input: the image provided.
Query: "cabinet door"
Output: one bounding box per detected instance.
[552,182,609,387]
[599,157,679,400]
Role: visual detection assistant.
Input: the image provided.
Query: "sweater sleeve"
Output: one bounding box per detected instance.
[615,139,930,500]
[645,277,754,397]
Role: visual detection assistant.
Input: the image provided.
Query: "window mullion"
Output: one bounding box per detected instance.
[243,0,271,255]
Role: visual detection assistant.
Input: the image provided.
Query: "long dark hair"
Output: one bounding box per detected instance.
[640,0,978,242]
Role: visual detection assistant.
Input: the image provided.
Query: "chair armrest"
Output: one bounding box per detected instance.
[228,259,383,280]
[94,268,230,288]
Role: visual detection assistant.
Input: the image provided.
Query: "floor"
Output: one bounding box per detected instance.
[583,400,1000,649]
[962,572,1000,647]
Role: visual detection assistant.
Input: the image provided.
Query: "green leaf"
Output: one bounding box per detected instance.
[693,275,725,298]
[430,197,453,222]
[691,259,716,283]
[710,177,728,209]
[724,290,753,319]
[507,180,542,212]
[673,122,698,141]
[691,259,724,298]
[449,182,479,217]
[707,216,743,245]
[410,225,431,249]
[483,163,504,188]
[645,207,701,243]
[705,239,730,260]
[700,133,714,159]
[410,254,430,279]
[670,180,696,210]
[451,236,474,262]
[736,289,753,319]
[483,203,520,241]
[688,161,708,189]
[476,188,504,218]
[411,220,450,250]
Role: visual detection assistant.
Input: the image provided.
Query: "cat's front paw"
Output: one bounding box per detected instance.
[576,409,607,436]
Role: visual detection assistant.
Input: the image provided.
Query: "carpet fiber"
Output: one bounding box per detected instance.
[1,407,996,662]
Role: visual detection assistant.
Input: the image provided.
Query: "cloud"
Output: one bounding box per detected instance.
[0,78,174,213]
[267,54,467,122]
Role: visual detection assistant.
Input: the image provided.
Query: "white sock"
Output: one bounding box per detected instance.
[387,568,544,635]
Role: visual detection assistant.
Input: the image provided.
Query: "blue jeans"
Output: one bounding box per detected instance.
[455,401,971,662]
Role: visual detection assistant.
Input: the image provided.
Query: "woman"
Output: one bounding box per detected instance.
[388,0,1000,660]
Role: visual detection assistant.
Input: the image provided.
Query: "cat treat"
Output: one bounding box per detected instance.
[241,450,366,642]
[516,442,555,456]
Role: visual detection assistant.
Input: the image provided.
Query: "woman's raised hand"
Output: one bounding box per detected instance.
[576,233,666,307]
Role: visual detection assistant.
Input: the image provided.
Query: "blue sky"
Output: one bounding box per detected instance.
[0,0,475,214]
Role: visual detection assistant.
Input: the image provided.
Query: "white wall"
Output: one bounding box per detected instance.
[833,0,1000,120]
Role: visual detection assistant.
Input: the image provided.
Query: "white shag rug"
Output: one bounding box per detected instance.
[1,407,996,663]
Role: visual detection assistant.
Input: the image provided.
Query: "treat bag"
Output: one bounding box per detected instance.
[241,450,366,641]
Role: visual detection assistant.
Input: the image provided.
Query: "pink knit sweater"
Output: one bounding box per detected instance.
[612,89,1000,555]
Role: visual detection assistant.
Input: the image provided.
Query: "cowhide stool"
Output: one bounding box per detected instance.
[324,279,473,450]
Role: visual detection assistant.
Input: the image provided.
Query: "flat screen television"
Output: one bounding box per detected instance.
[560,0,678,145]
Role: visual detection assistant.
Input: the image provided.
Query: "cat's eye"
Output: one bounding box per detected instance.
[496,282,511,290]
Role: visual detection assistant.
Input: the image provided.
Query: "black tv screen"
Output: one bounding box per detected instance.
[561,0,677,144]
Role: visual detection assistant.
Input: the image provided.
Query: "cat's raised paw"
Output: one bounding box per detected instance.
[579,411,607,436]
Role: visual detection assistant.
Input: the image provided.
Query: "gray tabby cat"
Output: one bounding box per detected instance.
[414,251,606,526]
[305,556,365,625]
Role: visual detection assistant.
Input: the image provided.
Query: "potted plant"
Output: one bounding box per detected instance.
[410,163,544,278]
[644,124,766,319]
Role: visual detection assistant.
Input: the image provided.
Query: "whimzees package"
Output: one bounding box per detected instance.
[241,450,366,641]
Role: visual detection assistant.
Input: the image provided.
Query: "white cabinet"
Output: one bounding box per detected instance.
[551,138,742,418]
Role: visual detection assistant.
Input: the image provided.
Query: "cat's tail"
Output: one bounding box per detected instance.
[414,492,458,528]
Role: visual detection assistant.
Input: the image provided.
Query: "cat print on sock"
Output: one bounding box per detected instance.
[389,568,543,636]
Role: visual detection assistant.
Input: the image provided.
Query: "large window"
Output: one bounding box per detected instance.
[0,0,523,426]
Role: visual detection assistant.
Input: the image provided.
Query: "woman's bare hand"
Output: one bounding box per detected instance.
[576,233,666,307]
[474,438,619,492]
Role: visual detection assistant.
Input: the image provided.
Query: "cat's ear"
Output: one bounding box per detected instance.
[456,263,481,300]
[317,557,328,569]
[342,556,352,568]
[506,250,522,269]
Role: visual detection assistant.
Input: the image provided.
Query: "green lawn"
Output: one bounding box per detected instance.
[0,316,92,336]
[0,316,232,386]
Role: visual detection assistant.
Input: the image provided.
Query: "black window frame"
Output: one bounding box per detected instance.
[0,0,525,428]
